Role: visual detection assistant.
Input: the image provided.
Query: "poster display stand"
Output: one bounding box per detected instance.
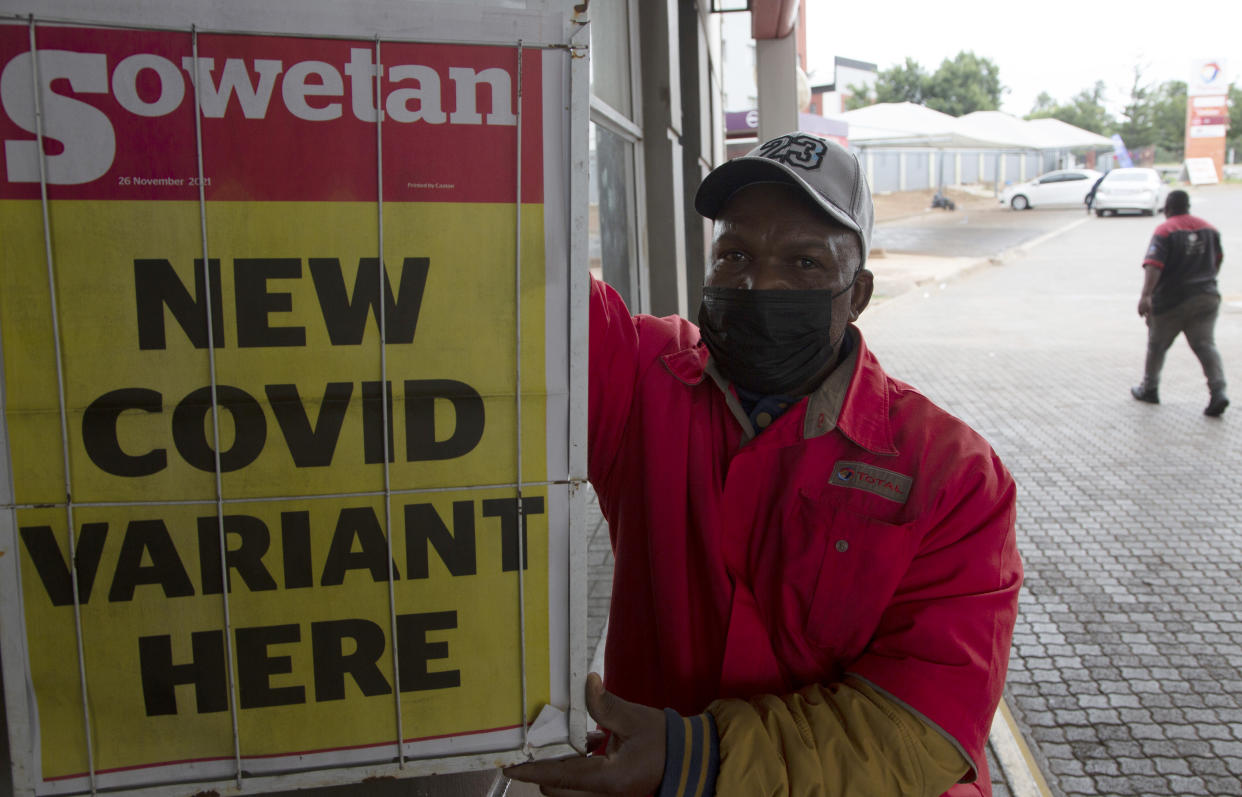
[0,2,589,794]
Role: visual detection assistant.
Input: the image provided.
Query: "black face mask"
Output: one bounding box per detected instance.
[697,281,854,395]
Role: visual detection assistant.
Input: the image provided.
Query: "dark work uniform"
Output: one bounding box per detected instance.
[1139,213,1226,398]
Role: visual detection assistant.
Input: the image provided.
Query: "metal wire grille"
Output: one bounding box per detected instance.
[7,15,576,794]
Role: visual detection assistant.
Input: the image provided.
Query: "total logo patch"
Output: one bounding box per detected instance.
[829,461,912,503]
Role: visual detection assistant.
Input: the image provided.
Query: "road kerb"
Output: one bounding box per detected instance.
[989,700,1054,797]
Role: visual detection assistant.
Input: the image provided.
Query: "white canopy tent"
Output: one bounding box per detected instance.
[1023,117,1114,149]
[830,103,1111,152]
[825,104,1114,193]
[954,110,1047,149]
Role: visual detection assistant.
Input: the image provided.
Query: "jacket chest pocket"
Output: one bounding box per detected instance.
[798,492,920,656]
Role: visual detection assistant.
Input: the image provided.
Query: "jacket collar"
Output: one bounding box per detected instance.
[659,326,897,455]
[805,328,897,455]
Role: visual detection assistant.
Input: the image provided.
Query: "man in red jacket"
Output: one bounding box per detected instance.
[1131,189,1228,416]
[507,133,1022,797]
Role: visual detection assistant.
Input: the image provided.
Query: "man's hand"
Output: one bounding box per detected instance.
[1138,295,1152,317]
[503,673,666,796]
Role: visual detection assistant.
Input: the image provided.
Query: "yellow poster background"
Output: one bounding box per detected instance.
[0,200,547,505]
[0,198,552,779]
[18,489,549,778]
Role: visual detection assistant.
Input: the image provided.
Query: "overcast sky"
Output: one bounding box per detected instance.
[805,0,1238,117]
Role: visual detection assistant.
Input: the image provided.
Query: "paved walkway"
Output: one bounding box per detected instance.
[588,185,1242,796]
[864,189,1242,796]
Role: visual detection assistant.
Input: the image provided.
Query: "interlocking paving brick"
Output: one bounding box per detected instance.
[1092,775,1131,794]
[1164,725,1200,740]
[1204,775,1242,796]
[1187,756,1229,776]
[1166,775,1209,793]
[1082,759,1118,775]
[1199,723,1234,740]
[1172,739,1213,757]
[1126,774,1172,794]
[1116,757,1156,775]
[1153,757,1191,775]
[1055,775,1095,794]
[1211,739,1242,756]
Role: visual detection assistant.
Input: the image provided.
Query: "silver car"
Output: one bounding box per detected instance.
[1000,169,1103,210]
[1092,168,1168,216]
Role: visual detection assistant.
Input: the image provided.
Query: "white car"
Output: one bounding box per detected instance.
[1001,169,1103,210]
[1091,168,1168,216]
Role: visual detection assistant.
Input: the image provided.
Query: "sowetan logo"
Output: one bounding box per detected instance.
[757,133,827,170]
[1,47,518,185]
[828,460,911,503]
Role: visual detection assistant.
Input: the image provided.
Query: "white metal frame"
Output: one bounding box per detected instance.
[0,2,589,794]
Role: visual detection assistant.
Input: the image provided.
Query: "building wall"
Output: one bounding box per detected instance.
[588,0,726,318]
[834,60,876,107]
[859,148,1044,194]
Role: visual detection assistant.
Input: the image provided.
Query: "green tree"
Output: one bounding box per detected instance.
[1146,80,1187,161]
[845,51,1003,116]
[1116,67,1155,150]
[923,51,1004,116]
[873,57,928,105]
[1028,91,1058,117]
[843,87,873,111]
[1025,81,1114,134]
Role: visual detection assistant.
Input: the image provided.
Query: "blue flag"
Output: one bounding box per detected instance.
[1110,134,1133,168]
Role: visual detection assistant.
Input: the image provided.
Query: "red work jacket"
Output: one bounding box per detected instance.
[588,278,1022,795]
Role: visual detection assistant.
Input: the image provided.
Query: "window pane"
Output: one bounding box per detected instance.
[589,0,632,117]
[589,123,637,308]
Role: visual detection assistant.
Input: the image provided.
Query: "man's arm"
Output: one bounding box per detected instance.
[1139,228,1168,317]
[1138,264,1161,317]
[703,677,966,797]
[504,672,965,797]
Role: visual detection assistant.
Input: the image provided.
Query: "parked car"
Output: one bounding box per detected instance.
[1001,168,1103,210]
[1091,168,1168,216]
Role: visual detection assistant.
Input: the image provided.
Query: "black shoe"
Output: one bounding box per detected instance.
[1131,385,1159,404]
[1205,395,1229,417]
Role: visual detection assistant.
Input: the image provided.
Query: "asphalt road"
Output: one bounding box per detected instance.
[863,183,1242,797]
[874,200,1092,258]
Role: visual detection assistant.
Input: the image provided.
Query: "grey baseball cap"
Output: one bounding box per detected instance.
[694,132,874,268]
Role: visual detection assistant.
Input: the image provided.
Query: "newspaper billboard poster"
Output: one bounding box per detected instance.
[0,9,583,795]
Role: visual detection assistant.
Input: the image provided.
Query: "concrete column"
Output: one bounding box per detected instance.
[755,28,798,143]
[639,0,687,317]
[677,2,724,316]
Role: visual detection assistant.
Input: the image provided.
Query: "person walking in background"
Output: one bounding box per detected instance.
[1131,189,1228,416]
[1084,173,1105,214]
